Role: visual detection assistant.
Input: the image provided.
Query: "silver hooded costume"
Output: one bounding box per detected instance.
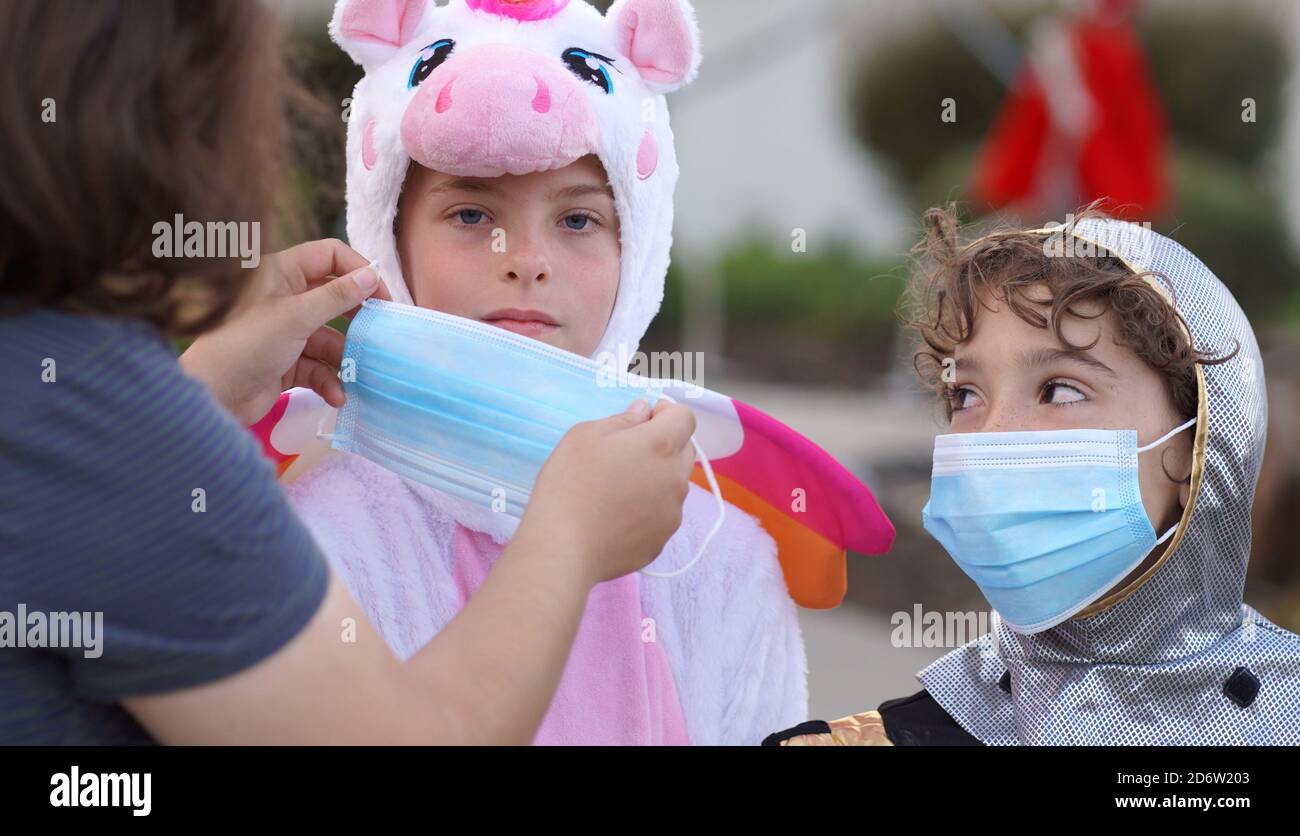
[918,217,1300,745]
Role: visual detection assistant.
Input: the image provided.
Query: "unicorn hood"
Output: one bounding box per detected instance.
[262,0,891,604]
[331,0,701,360]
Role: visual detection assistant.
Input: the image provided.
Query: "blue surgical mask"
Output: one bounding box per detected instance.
[325,299,724,578]
[921,416,1197,633]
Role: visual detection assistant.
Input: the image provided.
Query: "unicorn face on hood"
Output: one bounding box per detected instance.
[331,0,701,359]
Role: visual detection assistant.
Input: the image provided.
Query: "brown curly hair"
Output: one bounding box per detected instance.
[903,204,1235,421]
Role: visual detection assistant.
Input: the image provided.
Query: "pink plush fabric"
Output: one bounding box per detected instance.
[636,128,658,180]
[340,0,428,49]
[450,524,690,745]
[466,0,571,22]
[616,0,696,87]
[362,119,379,170]
[400,43,601,177]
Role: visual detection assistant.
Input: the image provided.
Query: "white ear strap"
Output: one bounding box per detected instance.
[639,393,726,579]
[1141,416,1197,546]
[1137,416,1197,454]
[316,411,337,442]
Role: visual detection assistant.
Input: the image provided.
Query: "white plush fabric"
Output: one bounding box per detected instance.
[287,450,809,745]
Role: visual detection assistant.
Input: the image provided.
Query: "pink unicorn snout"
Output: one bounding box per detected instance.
[400,44,601,177]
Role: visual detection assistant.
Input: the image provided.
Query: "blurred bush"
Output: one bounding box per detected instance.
[277,19,361,243]
[908,143,1300,320]
[1141,8,1286,167]
[849,4,1286,184]
[849,17,1018,187]
[717,240,904,340]
[1167,147,1299,317]
[716,241,904,384]
[645,241,906,385]
[847,2,1300,325]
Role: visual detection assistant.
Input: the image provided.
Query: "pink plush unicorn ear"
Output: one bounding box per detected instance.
[608,0,701,94]
[330,0,430,72]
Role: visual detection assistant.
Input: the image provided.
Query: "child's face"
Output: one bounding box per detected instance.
[396,154,620,357]
[947,285,1194,595]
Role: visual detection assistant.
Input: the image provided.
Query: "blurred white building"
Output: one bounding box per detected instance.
[666,0,911,259]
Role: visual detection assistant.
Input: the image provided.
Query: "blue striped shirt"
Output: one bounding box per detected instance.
[0,308,328,744]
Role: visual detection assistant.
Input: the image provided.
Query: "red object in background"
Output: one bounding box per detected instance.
[972,4,1169,220]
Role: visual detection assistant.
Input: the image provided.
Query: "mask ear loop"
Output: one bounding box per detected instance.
[1136,416,1197,454]
[316,412,337,442]
[1136,416,1197,543]
[639,393,727,579]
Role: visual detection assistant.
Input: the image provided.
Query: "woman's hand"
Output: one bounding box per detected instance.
[179,239,389,426]
[514,399,699,586]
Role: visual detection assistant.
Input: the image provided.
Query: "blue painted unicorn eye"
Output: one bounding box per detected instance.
[562,48,615,94]
[409,40,455,89]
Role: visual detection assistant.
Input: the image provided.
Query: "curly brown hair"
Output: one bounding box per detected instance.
[0,0,298,337]
[903,204,1235,421]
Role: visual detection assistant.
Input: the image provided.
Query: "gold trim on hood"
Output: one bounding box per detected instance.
[1074,363,1206,618]
[1025,226,1207,621]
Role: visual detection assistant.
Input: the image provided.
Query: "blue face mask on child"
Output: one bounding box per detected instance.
[325,299,724,578]
[921,417,1197,633]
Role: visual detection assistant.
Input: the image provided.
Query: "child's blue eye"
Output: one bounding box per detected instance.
[409,40,455,89]
[457,209,486,225]
[561,48,614,94]
[563,213,591,231]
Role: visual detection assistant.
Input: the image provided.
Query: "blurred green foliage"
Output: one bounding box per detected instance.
[850,17,1018,186]
[847,3,1300,325]
[715,240,904,340]
[644,241,907,384]
[280,19,362,241]
[1142,8,1286,167]
[1168,146,1299,317]
[850,4,1287,184]
[909,142,1300,321]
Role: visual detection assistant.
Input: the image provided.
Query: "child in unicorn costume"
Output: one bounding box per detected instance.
[262,0,896,746]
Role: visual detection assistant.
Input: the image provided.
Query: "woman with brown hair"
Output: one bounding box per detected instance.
[0,0,698,744]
